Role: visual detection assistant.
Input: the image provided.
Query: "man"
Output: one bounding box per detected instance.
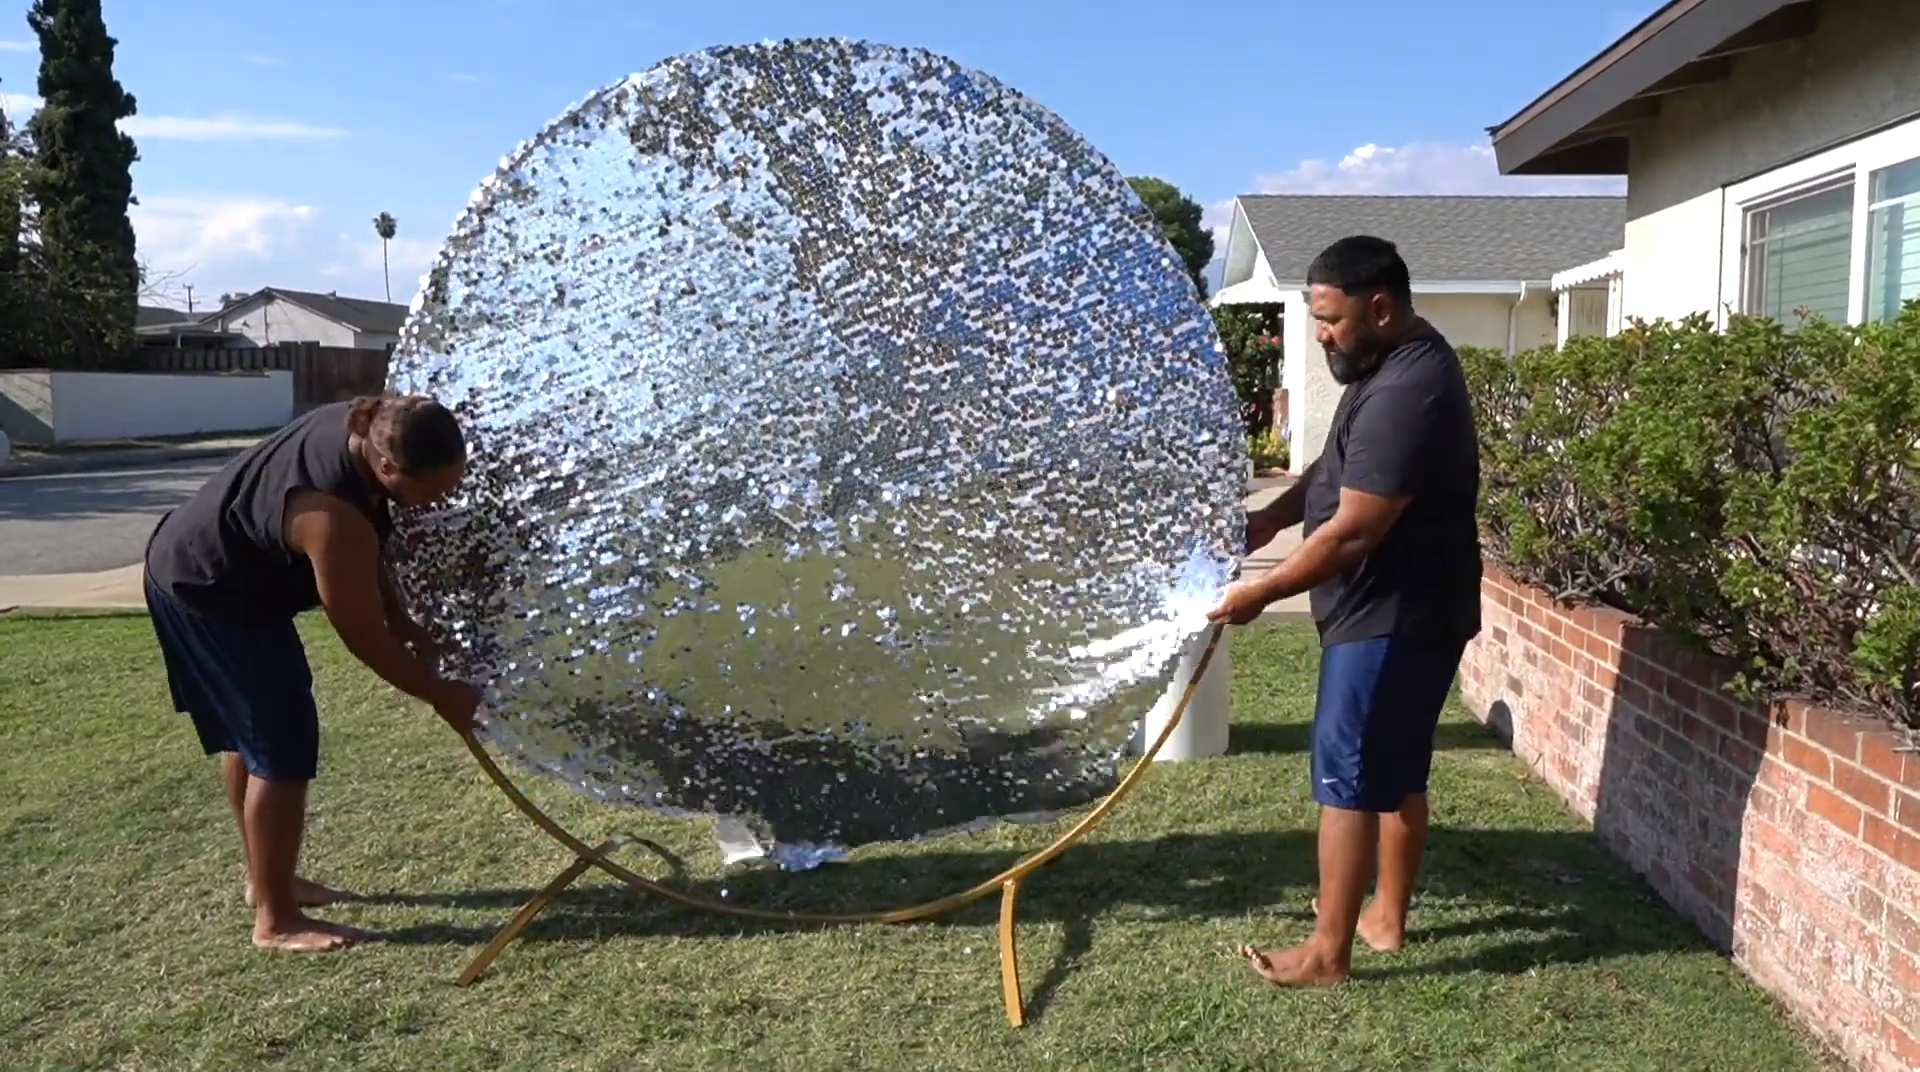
[144,394,483,953]
[1208,235,1482,985]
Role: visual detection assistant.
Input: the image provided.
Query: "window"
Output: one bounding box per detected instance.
[1866,157,1920,322]
[1725,115,1920,327]
[1744,182,1854,324]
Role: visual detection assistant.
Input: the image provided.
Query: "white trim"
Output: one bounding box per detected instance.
[1721,114,1920,324]
[1552,250,1624,291]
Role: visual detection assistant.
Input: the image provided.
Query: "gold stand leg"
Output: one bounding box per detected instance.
[459,839,618,986]
[998,879,1025,1028]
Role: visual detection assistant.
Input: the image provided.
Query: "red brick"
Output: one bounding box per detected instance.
[1732,707,1772,749]
[1807,783,1866,837]
[1850,733,1912,787]
[1832,759,1894,815]
[1886,1015,1920,1072]
[1780,733,1835,782]
[1748,813,1801,866]
[1897,792,1920,834]
[1864,815,1920,871]
[1888,905,1920,959]
[1891,946,1920,995]
[1747,782,1780,823]
[1804,709,1866,763]
[1719,733,1763,777]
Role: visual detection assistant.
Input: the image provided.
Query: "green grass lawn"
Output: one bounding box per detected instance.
[0,614,1838,1071]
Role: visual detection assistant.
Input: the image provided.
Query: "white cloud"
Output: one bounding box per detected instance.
[0,40,29,53]
[127,196,445,309]
[447,72,482,84]
[1248,141,1625,197]
[243,53,281,67]
[0,93,345,141]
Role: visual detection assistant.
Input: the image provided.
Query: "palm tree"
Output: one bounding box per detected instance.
[372,212,397,301]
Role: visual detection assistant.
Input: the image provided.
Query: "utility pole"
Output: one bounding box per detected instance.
[183,284,194,313]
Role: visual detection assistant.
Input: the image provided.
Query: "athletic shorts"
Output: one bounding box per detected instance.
[1310,633,1467,813]
[144,571,320,783]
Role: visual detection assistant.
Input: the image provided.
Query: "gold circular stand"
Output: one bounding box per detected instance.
[456,623,1225,1027]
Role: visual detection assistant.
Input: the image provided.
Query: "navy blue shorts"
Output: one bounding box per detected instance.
[1310,633,1466,813]
[144,572,321,783]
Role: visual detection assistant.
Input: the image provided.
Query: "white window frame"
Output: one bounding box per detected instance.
[1720,114,1920,325]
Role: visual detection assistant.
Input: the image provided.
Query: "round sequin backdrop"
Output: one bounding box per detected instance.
[385,38,1247,856]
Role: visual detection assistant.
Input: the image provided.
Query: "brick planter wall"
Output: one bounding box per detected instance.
[1458,566,1920,1072]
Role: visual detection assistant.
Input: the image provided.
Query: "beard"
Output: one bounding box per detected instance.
[1325,332,1389,385]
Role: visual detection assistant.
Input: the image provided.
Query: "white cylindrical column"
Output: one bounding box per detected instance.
[1132,627,1232,761]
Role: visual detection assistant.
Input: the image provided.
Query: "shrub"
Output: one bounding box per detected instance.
[1249,426,1289,473]
[1463,304,1920,733]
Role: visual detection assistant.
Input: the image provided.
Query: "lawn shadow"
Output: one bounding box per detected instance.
[363,824,1720,1013]
[1228,715,1506,757]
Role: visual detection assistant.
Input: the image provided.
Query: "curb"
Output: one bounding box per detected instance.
[0,445,245,479]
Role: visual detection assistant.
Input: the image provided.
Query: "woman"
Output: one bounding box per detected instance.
[144,393,482,953]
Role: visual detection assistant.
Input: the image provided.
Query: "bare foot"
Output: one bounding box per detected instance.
[1309,896,1406,952]
[251,916,366,953]
[1235,940,1349,986]
[246,876,353,909]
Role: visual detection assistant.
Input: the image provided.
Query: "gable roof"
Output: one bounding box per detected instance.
[207,287,410,334]
[136,304,193,328]
[1488,0,1819,175]
[1237,194,1627,285]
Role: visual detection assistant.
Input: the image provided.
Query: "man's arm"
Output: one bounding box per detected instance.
[287,491,451,704]
[1248,459,1320,532]
[376,560,411,630]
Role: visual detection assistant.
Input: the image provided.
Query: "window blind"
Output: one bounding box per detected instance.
[1744,182,1855,325]
[1867,157,1920,323]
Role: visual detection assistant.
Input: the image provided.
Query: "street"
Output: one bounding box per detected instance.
[0,460,224,576]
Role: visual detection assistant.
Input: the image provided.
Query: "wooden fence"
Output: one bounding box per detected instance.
[132,343,391,412]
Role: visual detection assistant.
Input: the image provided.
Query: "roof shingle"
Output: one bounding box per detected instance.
[1238,194,1626,285]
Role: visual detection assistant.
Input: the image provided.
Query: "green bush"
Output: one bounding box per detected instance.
[1463,304,1920,732]
[1249,426,1289,473]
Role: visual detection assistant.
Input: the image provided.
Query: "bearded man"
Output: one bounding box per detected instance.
[1208,234,1483,985]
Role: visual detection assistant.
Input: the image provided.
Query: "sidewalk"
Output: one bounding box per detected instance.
[0,483,1308,615]
[0,436,260,479]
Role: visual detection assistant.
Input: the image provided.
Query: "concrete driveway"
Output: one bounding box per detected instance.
[0,460,224,576]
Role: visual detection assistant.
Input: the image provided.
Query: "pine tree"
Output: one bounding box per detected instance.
[26,0,138,358]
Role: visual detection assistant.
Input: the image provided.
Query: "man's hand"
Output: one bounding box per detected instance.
[427,679,482,735]
[1207,578,1272,626]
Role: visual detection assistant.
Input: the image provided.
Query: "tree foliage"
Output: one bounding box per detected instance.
[1126,176,1213,297]
[1465,307,1920,732]
[22,0,138,363]
[0,118,131,367]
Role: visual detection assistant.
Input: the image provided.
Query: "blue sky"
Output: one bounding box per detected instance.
[0,0,1648,311]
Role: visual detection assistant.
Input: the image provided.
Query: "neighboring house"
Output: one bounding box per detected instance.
[135,304,244,349]
[201,287,409,351]
[1214,194,1626,468]
[1490,0,1918,334]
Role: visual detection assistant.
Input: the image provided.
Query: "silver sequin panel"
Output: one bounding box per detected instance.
[385,38,1246,851]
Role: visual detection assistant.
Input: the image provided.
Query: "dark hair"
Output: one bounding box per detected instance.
[346,394,465,473]
[1305,235,1413,307]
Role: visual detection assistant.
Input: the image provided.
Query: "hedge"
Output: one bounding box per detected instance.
[1461,304,1920,734]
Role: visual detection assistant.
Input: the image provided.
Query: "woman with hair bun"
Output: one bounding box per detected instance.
[143,393,480,953]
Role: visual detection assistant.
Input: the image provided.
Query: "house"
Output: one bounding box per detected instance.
[1490,0,1917,334]
[1213,194,1626,468]
[135,304,244,349]
[202,287,409,351]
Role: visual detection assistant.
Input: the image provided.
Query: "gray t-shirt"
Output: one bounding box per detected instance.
[1301,327,1483,647]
